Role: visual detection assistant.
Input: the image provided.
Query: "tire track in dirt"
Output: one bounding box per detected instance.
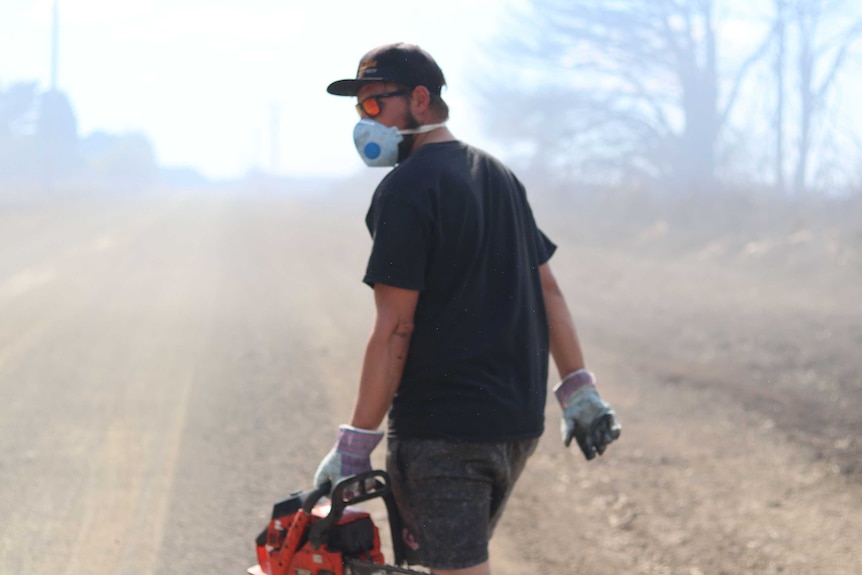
[0,192,219,575]
[149,193,368,574]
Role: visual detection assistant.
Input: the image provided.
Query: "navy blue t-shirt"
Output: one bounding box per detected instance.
[364,141,556,441]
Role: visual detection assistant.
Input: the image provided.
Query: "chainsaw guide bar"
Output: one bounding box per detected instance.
[248,559,430,575]
[345,558,431,574]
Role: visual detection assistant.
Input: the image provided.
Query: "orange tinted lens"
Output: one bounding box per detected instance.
[359,97,381,117]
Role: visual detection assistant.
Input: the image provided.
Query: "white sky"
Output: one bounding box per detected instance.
[0,0,508,179]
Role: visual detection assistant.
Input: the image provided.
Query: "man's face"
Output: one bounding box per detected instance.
[355,82,421,164]
[355,82,413,129]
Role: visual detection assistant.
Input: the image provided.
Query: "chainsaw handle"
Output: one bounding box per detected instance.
[302,471,409,566]
[300,471,387,519]
[308,470,388,549]
[301,481,333,515]
[329,469,389,511]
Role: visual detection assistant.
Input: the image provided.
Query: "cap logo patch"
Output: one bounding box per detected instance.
[358,60,377,78]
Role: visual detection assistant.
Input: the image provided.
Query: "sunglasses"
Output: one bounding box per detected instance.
[355,89,409,118]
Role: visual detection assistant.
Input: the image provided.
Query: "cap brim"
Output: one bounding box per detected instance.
[327,78,383,96]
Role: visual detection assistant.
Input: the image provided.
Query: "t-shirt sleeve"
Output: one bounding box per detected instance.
[536,227,557,265]
[512,173,556,266]
[363,193,431,290]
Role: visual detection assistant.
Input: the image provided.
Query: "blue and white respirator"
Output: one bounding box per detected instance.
[353,119,447,167]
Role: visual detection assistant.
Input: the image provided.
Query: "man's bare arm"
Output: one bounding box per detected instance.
[539,262,585,379]
[350,283,419,430]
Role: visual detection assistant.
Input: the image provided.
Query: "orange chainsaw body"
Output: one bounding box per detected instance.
[254,491,385,575]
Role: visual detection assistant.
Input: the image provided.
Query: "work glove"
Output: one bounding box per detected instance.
[554,369,621,460]
[314,424,384,488]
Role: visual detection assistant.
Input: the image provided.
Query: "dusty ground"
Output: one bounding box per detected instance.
[0,183,859,574]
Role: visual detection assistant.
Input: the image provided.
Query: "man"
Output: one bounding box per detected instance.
[314,43,621,575]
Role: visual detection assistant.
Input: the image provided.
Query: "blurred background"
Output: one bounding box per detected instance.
[2,2,861,575]
[2,0,861,194]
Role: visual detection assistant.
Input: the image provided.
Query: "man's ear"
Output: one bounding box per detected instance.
[410,85,432,117]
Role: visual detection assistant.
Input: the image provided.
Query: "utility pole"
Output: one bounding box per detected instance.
[42,0,79,192]
[44,0,60,193]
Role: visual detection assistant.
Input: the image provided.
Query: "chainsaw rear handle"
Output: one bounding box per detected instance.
[307,470,407,567]
[302,471,387,516]
[300,482,334,515]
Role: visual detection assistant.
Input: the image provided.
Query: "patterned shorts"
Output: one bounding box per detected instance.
[386,436,539,571]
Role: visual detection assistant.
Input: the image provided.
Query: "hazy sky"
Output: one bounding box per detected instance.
[0,0,509,179]
[3,1,861,183]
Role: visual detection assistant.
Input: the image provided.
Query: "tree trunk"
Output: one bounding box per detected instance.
[775,0,786,193]
[676,1,719,190]
[794,2,815,196]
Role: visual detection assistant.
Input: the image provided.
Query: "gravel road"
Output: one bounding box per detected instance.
[0,188,858,575]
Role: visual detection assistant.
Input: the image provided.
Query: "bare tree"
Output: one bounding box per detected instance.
[0,81,39,140]
[0,81,39,180]
[788,0,862,194]
[36,89,80,186]
[481,0,773,190]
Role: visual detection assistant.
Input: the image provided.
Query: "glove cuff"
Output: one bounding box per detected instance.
[553,369,596,409]
[335,424,384,457]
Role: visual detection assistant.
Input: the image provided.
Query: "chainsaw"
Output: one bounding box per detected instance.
[247,470,430,575]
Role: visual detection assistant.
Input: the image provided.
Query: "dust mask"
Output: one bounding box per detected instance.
[353,119,447,167]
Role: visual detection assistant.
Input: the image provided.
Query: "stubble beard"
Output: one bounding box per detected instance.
[397,110,421,164]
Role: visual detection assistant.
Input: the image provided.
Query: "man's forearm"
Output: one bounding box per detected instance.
[545,288,586,378]
[350,321,413,430]
[540,264,585,379]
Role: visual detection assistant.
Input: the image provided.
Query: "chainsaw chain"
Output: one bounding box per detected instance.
[346,558,432,575]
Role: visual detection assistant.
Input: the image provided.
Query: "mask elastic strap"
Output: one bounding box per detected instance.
[398,122,447,136]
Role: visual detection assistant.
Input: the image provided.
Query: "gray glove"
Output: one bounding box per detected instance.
[314,424,384,488]
[554,370,621,460]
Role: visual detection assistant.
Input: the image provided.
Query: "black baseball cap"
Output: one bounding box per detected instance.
[327,43,446,97]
